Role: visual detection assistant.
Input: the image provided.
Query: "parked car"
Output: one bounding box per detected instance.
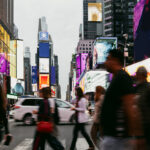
[13,97,78,125]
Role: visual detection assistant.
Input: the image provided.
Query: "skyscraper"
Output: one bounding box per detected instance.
[0,0,14,36]
[104,0,136,42]
[83,0,104,39]
[24,47,32,95]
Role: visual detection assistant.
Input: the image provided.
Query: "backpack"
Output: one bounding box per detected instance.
[54,101,60,124]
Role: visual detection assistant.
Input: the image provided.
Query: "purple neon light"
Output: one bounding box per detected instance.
[134,0,146,38]
[0,54,7,74]
[81,53,88,73]
[76,54,81,69]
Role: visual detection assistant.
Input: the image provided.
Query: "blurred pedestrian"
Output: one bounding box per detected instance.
[70,87,94,150]
[32,87,64,150]
[100,50,145,150]
[135,66,150,149]
[91,86,105,149]
[0,85,12,145]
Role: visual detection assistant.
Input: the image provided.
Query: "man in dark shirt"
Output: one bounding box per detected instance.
[100,50,145,150]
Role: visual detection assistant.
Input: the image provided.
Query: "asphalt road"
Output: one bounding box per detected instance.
[0,119,95,150]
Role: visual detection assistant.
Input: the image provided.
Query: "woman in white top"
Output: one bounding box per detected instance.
[91,86,105,149]
[70,87,94,150]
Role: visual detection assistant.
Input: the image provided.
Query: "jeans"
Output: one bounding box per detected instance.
[32,131,64,150]
[101,136,133,150]
[70,123,94,150]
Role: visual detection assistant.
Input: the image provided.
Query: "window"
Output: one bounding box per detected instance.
[22,99,37,106]
[56,100,70,108]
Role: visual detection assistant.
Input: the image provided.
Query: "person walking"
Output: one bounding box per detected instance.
[100,49,145,150]
[70,87,94,150]
[32,87,64,150]
[134,66,150,149]
[91,86,105,149]
[0,85,12,144]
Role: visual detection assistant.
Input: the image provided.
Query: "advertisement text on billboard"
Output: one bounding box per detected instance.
[39,58,49,73]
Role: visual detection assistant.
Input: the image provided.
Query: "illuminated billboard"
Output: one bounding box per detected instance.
[134,0,150,61]
[80,70,108,93]
[0,54,7,74]
[39,32,49,41]
[39,74,50,89]
[125,58,150,82]
[32,66,38,84]
[10,40,17,78]
[93,37,117,67]
[134,0,146,38]
[76,54,81,69]
[81,53,88,73]
[88,3,102,22]
[51,86,57,98]
[39,58,49,73]
[39,42,50,58]
[17,40,24,79]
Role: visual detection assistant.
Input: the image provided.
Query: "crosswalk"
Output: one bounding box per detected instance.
[0,138,94,150]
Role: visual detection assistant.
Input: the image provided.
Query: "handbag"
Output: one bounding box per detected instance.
[37,121,53,133]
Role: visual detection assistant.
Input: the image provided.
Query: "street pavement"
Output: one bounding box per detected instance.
[0,119,97,150]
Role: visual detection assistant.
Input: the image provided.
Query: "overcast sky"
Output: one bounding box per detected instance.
[14,0,83,99]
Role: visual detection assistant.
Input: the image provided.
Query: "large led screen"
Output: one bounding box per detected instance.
[82,70,108,93]
[125,58,150,82]
[134,0,146,38]
[39,43,50,58]
[39,32,49,41]
[81,53,88,73]
[39,58,49,73]
[51,66,56,85]
[88,3,102,22]
[39,74,49,89]
[0,54,7,74]
[32,66,38,84]
[76,54,81,69]
[17,40,24,79]
[10,40,17,78]
[93,37,117,67]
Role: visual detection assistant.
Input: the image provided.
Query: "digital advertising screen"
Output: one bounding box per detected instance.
[17,40,24,79]
[125,58,150,82]
[76,54,81,69]
[10,40,17,78]
[0,53,7,74]
[32,66,38,84]
[93,37,117,67]
[39,58,49,73]
[81,53,88,73]
[51,66,56,85]
[84,70,108,93]
[39,32,49,41]
[51,86,56,98]
[39,42,50,58]
[134,0,150,61]
[88,3,102,22]
[39,74,49,89]
[134,0,146,38]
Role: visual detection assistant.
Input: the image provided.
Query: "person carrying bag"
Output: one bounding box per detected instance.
[32,87,64,150]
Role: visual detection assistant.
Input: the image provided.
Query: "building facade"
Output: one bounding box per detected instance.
[76,39,94,54]
[83,0,104,39]
[24,47,32,95]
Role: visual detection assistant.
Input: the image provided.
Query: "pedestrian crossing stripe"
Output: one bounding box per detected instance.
[13,139,33,150]
[12,138,91,150]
